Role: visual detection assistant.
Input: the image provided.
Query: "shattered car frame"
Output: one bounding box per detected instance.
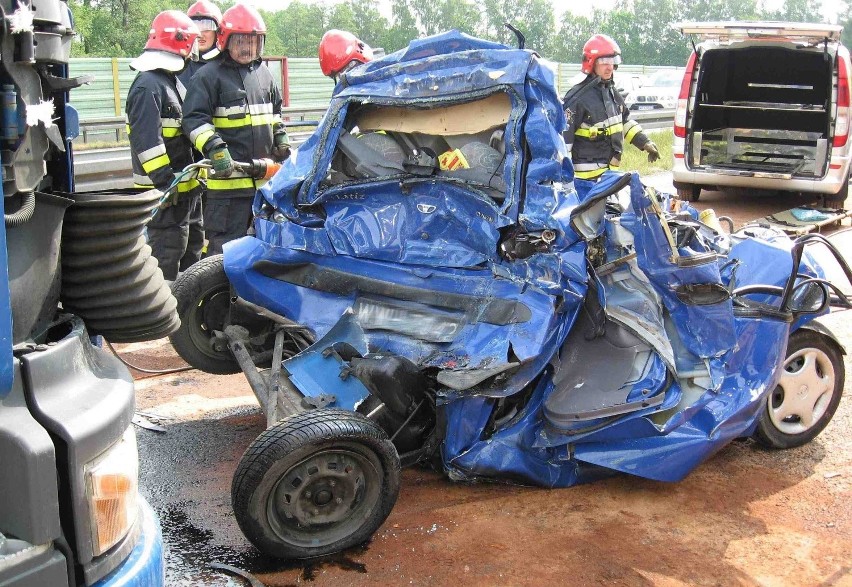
[169,31,852,559]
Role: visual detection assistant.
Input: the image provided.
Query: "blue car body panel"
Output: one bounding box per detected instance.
[0,186,13,398]
[93,498,165,587]
[226,31,830,488]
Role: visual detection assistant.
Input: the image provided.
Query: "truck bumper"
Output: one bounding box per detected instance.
[93,498,164,587]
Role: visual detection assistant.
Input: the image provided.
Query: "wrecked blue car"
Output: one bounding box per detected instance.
[169,31,852,559]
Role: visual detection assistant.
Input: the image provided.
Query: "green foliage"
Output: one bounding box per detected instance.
[67,0,844,63]
[69,0,178,57]
[620,130,674,175]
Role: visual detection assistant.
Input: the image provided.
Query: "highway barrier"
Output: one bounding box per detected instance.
[73,108,675,191]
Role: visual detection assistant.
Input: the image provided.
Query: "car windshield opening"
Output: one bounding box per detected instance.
[323,93,512,200]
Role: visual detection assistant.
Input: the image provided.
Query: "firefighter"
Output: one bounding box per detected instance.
[181,3,290,256]
[318,29,373,82]
[126,10,202,282]
[178,0,223,86]
[563,34,659,181]
[177,0,223,270]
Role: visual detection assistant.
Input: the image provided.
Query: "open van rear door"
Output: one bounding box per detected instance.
[674,21,842,44]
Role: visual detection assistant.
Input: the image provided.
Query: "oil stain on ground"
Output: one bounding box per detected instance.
[159,502,368,586]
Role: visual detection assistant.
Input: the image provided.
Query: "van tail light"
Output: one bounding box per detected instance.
[674,52,696,139]
[834,54,850,148]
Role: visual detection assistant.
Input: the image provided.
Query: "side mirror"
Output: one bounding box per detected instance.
[789,281,829,315]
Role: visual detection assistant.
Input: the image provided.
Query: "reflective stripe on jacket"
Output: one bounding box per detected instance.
[563,76,649,179]
[126,70,198,193]
[181,56,283,198]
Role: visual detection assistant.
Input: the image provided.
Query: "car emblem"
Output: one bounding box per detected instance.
[417,203,437,214]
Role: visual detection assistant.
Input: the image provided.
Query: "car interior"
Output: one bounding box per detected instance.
[322,93,512,200]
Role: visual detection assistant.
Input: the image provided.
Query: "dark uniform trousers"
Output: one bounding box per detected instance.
[201,197,253,256]
[147,187,203,279]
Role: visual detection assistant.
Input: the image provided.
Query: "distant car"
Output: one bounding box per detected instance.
[628,69,684,110]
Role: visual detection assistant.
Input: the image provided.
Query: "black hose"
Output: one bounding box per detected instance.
[60,188,180,342]
[105,340,195,375]
[4,191,35,226]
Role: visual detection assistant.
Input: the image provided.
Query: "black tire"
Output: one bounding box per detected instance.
[755,329,845,449]
[168,255,239,374]
[824,170,850,206]
[676,184,701,202]
[232,409,401,559]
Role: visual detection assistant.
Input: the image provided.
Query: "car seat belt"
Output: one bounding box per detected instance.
[388,131,437,176]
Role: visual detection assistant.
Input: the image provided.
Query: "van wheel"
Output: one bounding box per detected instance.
[232,409,401,559]
[676,184,701,202]
[825,172,849,206]
[754,329,844,449]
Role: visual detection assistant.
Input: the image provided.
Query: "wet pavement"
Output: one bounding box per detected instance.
[129,175,852,586]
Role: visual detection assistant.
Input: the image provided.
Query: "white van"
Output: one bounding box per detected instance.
[671,22,851,204]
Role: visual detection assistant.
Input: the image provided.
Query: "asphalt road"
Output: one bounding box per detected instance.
[127,175,852,586]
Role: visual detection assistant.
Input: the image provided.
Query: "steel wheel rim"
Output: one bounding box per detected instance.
[267,446,383,548]
[187,284,230,360]
[768,346,836,435]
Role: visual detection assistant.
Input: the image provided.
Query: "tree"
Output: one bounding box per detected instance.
[266,1,327,57]
[765,0,822,21]
[348,0,392,51]
[385,0,420,52]
[433,0,480,37]
[481,0,555,51]
[681,0,759,21]
[840,2,852,48]
[69,0,170,57]
[555,13,598,63]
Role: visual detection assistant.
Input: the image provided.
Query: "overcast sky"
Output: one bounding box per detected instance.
[248,0,847,23]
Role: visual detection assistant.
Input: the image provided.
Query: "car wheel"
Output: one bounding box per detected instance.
[232,409,401,559]
[754,329,844,449]
[168,254,240,374]
[824,170,849,206]
[676,184,701,202]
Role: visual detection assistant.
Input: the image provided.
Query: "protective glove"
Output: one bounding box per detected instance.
[271,128,291,161]
[644,141,660,163]
[209,145,234,178]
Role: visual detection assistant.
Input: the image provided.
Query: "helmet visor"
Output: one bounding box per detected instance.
[596,55,622,66]
[189,37,200,62]
[228,33,264,64]
[194,18,217,32]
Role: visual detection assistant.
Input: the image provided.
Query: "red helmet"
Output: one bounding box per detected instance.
[318,29,372,78]
[217,3,266,52]
[187,0,222,26]
[581,34,622,75]
[144,10,200,58]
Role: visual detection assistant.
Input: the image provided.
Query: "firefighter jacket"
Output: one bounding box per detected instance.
[126,70,199,194]
[181,55,283,199]
[563,76,650,180]
[176,48,220,86]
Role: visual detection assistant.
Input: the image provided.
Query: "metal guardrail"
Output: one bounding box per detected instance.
[77,105,326,144]
[74,108,674,190]
[633,108,675,130]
